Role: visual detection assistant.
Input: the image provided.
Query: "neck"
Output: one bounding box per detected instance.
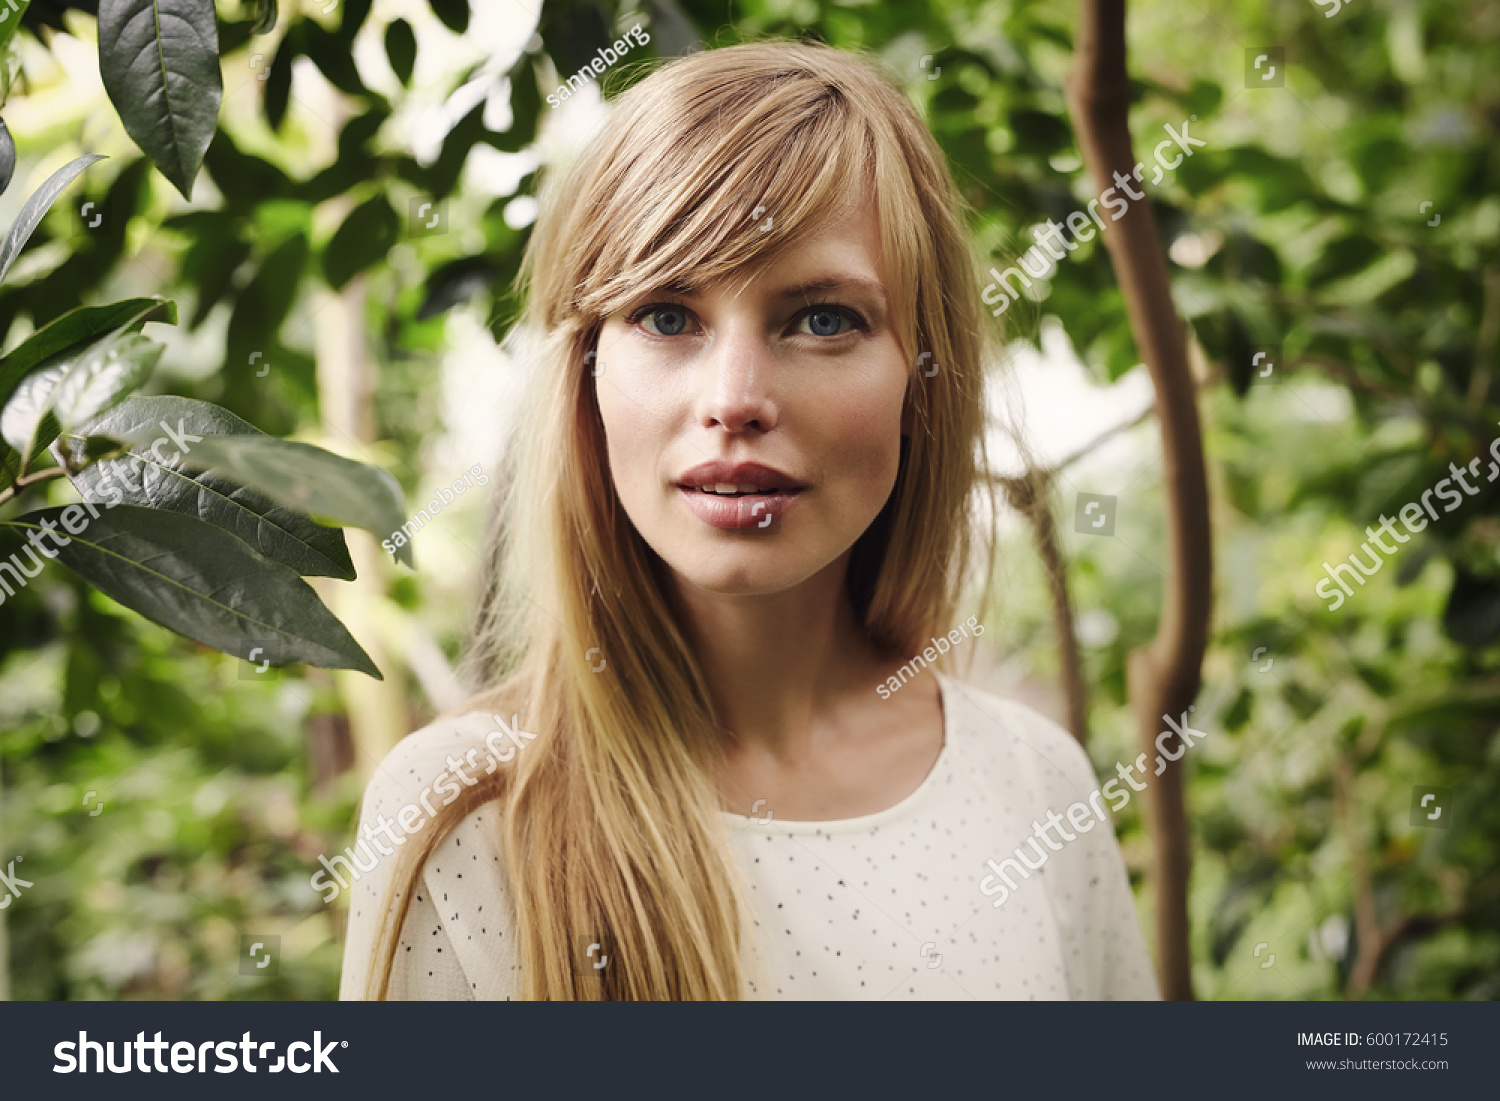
[666,554,880,759]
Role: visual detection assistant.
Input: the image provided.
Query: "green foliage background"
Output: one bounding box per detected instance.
[1,0,1497,999]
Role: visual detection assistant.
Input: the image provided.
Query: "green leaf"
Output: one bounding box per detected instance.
[1,504,381,677]
[302,19,366,97]
[225,232,306,364]
[418,255,500,319]
[0,2,31,57]
[97,0,222,199]
[216,18,257,56]
[495,54,541,153]
[538,1,609,80]
[385,18,415,86]
[167,211,250,328]
[0,153,103,283]
[0,325,164,462]
[0,297,175,423]
[321,193,399,291]
[264,24,296,131]
[66,394,355,580]
[202,128,294,211]
[1444,568,1500,650]
[113,428,413,568]
[337,0,371,42]
[428,0,469,35]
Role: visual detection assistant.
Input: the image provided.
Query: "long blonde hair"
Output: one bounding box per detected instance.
[366,39,998,1000]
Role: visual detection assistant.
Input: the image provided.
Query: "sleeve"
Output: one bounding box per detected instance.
[1095,840,1161,1000]
[383,884,474,1000]
[339,712,521,1001]
[991,696,1161,1001]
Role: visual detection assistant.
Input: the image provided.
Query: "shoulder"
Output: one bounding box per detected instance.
[357,709,520,820]
[338,710,526,1000]
[938,673,1099,799]
[368,705,532,830]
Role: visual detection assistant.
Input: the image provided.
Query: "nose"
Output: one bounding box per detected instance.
[696,319,779,434]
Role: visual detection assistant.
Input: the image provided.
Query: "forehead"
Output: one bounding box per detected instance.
[654,198,888,304]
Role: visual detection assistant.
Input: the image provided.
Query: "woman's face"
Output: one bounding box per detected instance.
[594,197,911,596]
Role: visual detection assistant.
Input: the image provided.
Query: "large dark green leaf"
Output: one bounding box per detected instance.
[97,0,222,199]
[1,504,380,677]
[113,428,413,568]
[66,394,355,580]
[0,297,174,412]
[0,153,103,283]
[321,193,399,291]
[0,306,174,462]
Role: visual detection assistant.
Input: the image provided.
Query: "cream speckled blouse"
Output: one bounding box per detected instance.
[338,672,1160,1000]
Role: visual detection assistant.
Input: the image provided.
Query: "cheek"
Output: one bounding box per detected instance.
[594,359,684,511]
[815,373,908,513]
[596,384,653,499]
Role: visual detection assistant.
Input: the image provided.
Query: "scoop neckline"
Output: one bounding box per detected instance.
[718,670,953,835]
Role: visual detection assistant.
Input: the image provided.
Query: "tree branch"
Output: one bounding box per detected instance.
[1066,0,1212,1001]
[997,469,1090,744]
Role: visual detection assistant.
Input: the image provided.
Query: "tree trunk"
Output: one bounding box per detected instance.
[1065,0,1214,1001]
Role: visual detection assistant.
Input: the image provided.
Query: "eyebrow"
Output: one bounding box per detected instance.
[656,275,888,306]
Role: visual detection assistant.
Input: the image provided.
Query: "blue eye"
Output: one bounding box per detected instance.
[636,305,690,336]
[797,307,859,337]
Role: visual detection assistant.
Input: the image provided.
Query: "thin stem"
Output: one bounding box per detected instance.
[0,464,66,507]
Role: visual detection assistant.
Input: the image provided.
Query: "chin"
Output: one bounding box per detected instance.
[680,564,812,597]
[668,537,828,596]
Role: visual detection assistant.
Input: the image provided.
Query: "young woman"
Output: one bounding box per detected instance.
[339,39,1159,1001]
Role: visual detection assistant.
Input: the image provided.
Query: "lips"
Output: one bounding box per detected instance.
[674,461,807,530]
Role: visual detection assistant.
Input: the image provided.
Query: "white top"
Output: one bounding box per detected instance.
[338,672,1160,1000]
